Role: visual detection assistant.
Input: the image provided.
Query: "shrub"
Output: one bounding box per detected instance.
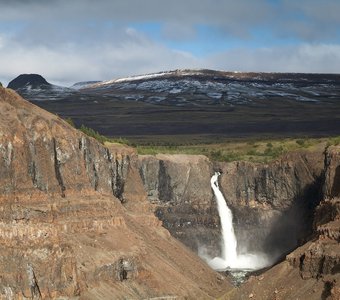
[210,150,224,161]
[65,117,75,128]
[296,139,305,146]
[79,124,109,145]
[247,149,258,156]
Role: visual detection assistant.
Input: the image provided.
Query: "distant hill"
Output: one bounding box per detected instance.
[70,81,101,90]
[7,74,51,90]
[6,69,340,138]
[7,73,75,101]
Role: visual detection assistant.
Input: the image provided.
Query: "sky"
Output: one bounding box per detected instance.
[0,0,340,86]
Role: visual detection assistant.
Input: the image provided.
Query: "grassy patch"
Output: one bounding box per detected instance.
[62,116,339,162]
[79,125,109,144]
[135,136,337,163]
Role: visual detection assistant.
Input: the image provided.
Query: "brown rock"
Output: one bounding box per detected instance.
[0,87,233,299]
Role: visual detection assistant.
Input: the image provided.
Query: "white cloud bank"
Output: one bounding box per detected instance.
[0,0,339,85]
[209,44,340,74]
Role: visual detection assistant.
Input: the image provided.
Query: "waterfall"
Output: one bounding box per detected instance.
[210,172,237,266]
[208,172,270,271]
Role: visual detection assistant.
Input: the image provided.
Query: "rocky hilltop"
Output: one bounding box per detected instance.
[7,74,76,101]
[0,86,231,299]
[7,74,51,90]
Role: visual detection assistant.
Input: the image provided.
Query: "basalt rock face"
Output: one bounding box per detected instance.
[138,151,325,260]
[138,154,220,255]
[227,197,340,300]
[324,146,340,199]
[139,147,340,299]
[0,87,231,299]
[216,151,324,258]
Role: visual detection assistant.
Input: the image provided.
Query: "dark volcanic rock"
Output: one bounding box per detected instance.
[139,151,325,260]
[7,74,51,90]
[139,146,340,299]
[139,154,220,255]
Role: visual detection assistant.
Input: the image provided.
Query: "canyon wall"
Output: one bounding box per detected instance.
[138,150,325,260]
[0,87,231,299]
[139,146,340,299]
[1,85,339,299]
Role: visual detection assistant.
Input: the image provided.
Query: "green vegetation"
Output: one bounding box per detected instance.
[79,125,109,144]
[328,136,340,146]
[65,117,76,128]
[0,82,2,87]
[135,136,340,163]
[62,117,340,162]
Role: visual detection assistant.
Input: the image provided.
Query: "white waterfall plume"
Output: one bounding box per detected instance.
[210,172,237,266]
[208,172,270,271]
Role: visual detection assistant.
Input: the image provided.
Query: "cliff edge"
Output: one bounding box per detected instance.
[0,87,232,299]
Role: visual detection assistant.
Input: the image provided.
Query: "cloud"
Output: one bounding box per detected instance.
[208,43,340,74]
[0,0,271,38]
[0,0,339,85]
[1,0,339,43]
[276,0,340,41]
[0,27,200,86]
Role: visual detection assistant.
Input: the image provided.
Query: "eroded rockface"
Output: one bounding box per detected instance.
[139,151,325,261]
[0,87,231,299]
[139,145,340,299]
[217,151,324,258]
[0,88,133,201]
[138,154,220,255]
[225,197,340,300]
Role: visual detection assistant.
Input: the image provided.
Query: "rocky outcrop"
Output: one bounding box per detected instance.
[287,198,340,279]
[225,197,340,300]
[324,146,340,199]
[0,87,135,202]
[139,151,324,259]
[0,87,231,299]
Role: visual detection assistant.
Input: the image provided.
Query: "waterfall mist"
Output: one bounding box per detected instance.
[206,172,271,271]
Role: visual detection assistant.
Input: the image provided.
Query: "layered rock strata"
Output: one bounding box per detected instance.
[0,87,231,299]
[139,151,324,259]
[139,146,340,299]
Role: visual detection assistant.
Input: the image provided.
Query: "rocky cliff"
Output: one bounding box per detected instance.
[139,146,340,299]
[139,151,324,260]
[1,85,339,299]
[224,198,340,299]
[0,87,232,299]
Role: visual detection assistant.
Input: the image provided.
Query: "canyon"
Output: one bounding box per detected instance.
[0,87,231,299]
[0,86,339,299]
